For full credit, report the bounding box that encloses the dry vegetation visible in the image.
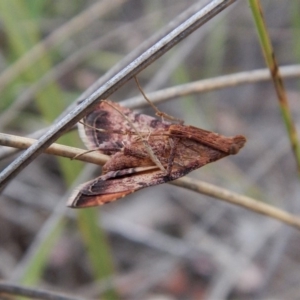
[0,1,300,299]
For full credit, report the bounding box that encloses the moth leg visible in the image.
[166,137,180,175]
[158,111,184,125]
[72,146,123,160]
[103,100,166,173]
[123,143,168,175]
[134,76,184,124]
[80,120,135,136]
[123,145,148,158]
[145,127,153,141]
[134,126,152,142]
[73,148,97,160]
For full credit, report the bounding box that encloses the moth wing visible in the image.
[79,100,170,155]
[170,125,246,154]
[68,167,169,208]
[68,141,243,208]
[68,186,134,207]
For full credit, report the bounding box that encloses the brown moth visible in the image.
[68,100,246,208]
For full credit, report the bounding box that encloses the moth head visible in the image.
[229,135,247,155]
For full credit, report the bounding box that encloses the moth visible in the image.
[68,100,246,208]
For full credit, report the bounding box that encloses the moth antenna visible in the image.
[102,100,166,173]
[134,76,184,124]
[79,120,136,136]
[79,120,106,133]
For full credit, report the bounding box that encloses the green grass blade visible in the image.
[249,0,300,173]
[0,1,116,296]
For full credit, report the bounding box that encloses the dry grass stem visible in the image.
[2,132,300,230]
[0,133,109,166]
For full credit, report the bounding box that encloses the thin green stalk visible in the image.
[249,0,300,174]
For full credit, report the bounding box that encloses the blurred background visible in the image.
[0,0,300,299]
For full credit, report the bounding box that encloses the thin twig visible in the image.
[122,64,300,108]
[2,132,300,230]
[0,133,109,165]
[171,177,300,230]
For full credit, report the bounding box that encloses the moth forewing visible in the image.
[78,100,170,154]
[169,124,246,154]
[68,166,160,208]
